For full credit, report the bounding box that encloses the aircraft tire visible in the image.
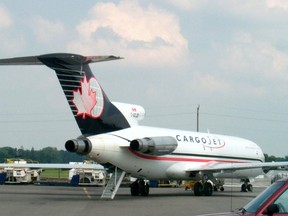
[203,182,213,196]
[194,182,203,196]
[139,180,149,196]
[130,181,140,196]
[247,184,253,192]
[241,183,247,192]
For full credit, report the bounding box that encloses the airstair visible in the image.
[101,167,126,200]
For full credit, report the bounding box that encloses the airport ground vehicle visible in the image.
[69,168,106,186]
[4,167,41,183]
[68,161,106,186]
[0,159,41,184]
[200,178,288,216]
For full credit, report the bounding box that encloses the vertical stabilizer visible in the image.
[0,53,130,136]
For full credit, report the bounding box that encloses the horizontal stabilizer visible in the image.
[0,54,122,65]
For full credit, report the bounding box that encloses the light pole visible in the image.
[197,104,200,132]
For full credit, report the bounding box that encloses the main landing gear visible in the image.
[194,180,215,196]
[193,177,224,196]
[130,179,150,196]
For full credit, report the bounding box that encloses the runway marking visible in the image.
[83,187,92,199]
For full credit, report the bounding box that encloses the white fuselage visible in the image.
[86,126,265,180]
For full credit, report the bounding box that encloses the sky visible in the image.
[0,0,288,157]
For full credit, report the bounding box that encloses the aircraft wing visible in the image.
[0,163,104,169]
[185,161,288,173]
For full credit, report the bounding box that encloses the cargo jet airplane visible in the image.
[1,53,287,199]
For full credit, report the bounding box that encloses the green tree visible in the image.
[0,146,86,163]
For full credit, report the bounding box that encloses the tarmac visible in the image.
[0,183,268,216]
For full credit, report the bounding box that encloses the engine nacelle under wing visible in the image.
[130,136,178,156]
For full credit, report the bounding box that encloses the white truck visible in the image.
[1,159,41,184]
[68,162,106,186]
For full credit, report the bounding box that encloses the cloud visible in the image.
[0,5,26,54]
[206,32,288,98]
[0,5,12,28]
[190,73,231,95]
[219,33,288,79]
[68,0,188,67]
[32,17,66,44]
[165,0,288,100]
[168,0,197,11]
[168,0,288,17]
[266,0,288,12]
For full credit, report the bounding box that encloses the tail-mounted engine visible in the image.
[65,138,92,155]
[130,136,178,156]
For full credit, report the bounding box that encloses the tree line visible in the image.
[0,146,86,163]
[264,154,288,162]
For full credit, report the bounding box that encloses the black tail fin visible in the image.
[0,53,130,135]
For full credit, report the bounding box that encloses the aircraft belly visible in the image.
[116,152,174,179]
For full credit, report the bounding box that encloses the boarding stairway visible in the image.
[101,167,126,200]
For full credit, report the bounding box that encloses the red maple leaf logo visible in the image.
[72,75,97,119]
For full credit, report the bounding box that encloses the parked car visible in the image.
[199,178,288,216]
